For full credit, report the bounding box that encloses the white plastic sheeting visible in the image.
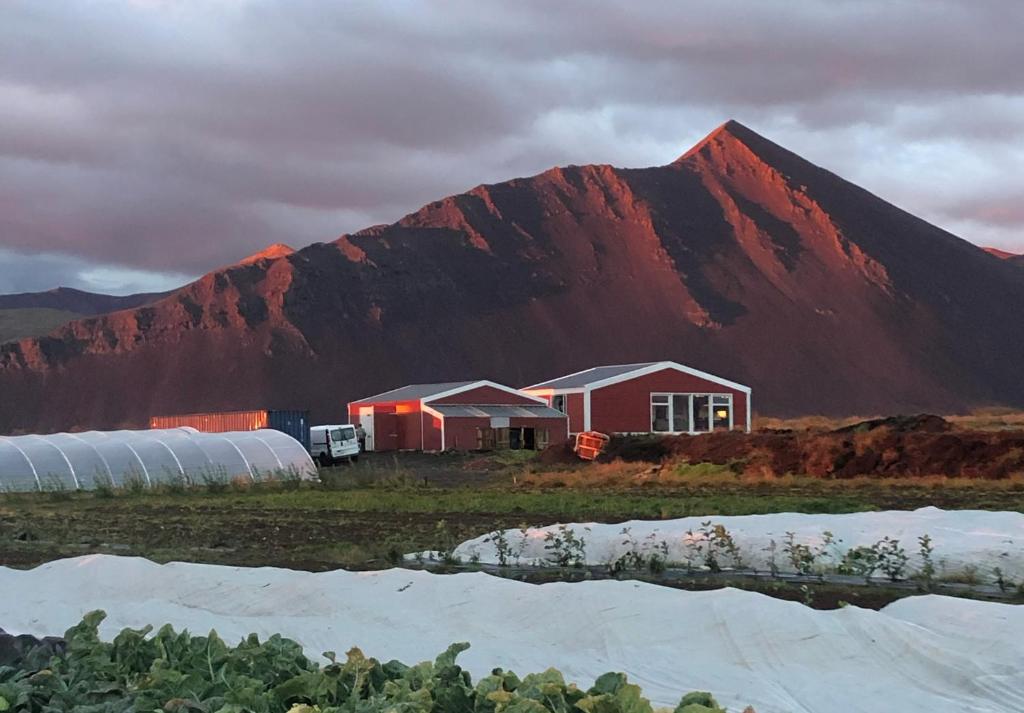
[1,555,1022,713]
[447,507,1024,580]
[0,428,315,491]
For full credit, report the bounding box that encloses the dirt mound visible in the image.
[537,440,578,465]
[835,414,951,434]
[601,415,1024,478]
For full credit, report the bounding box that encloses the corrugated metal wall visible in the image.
[149,410,311,450]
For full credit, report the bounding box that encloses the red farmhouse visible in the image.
[523,361,752,435]
[348,381,569,452]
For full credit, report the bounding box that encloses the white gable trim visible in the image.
[586,361,752,394]
[422,380,547,405]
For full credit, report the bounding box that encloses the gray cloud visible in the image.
[0,248,191,296]
[1,0,1022,294]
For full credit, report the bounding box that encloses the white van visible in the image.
[310,424,360,466]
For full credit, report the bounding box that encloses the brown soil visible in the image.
[598,415,1024,478]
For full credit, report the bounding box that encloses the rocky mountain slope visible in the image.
[2,121,1023,433]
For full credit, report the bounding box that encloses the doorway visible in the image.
[358,406,375,452]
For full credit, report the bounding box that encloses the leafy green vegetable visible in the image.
[0,612,751,712]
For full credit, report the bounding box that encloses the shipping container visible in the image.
[149,409,311,450]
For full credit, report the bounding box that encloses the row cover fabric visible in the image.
[0,427,316,491]
[2,554,1022,712]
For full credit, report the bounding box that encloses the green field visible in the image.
[2,451,1022,576]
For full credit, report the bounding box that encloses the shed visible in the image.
[523,361,752,435]
[348,381,568,452]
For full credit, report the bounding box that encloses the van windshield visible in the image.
[334,427,356,442]
[330,428,344,442]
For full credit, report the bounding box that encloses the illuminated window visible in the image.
[650,393,732,433]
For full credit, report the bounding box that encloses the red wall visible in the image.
[345,384,565,451]
[347,400,425,451]
[566,392,585,434]
[589,368,749,433]
[423,411,443,450]
[430,385,541,405]
[442,416,569,451]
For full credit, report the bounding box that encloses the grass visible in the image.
[3,466,1023,573]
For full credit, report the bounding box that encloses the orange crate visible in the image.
[574,431,610,461]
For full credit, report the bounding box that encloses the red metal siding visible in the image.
[150,410,269,432]
[373,411,400,451]
[430,385,540,405]
[566,393,585,434]
[589,369,750,433]
[441,415,569,451]
[423,412,443,450]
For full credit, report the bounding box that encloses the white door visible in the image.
[359,407,375,452]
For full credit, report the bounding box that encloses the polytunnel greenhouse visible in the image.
[0,427,316,492]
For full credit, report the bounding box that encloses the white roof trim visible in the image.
[587,361,751,393]
[422,404,444,420]
[530,361,751,394]
[422,380,547,405]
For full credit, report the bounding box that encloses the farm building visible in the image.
[523,361,752,435]
[348,381,568,452]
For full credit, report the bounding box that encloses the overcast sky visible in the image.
[2,0,1022,294]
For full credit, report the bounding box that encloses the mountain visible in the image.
[2,120,1024,433]
[0,287,170,344]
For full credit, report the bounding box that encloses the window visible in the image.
[651,393,733,434]
[692,395,710,432]
[712,395,732,430]
[672,395,690,432]
[552,394,566,413]
[651,394,670,432]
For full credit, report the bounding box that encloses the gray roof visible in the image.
[526,363,659,390]
[351,381,477,404]
[430,404,566,419]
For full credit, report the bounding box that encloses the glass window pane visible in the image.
[713,403,732,430]
[692,396,711,432]
[672,394,690,432]
[713,395,731,405]
[651,404,670,432]
[652,394,669,404]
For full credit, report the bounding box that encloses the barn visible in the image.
[523,361,752,435]
[348,381,569,452]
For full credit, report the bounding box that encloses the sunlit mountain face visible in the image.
[1,122,1023,433]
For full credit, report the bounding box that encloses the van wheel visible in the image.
[318,454,332,468]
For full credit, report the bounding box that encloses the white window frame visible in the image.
[650,392,733,434]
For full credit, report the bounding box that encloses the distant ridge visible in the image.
[0,286,169,315]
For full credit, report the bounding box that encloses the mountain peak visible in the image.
[675,119,756,162]
[239,243,295,265]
